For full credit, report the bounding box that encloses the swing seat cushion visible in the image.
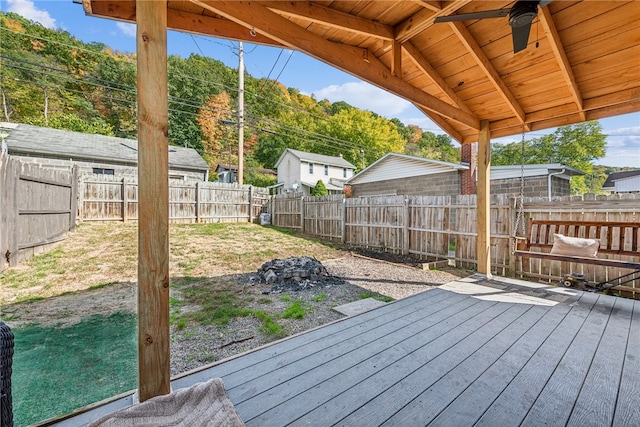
[550,234,599,258]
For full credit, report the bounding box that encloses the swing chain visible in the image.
[511,124,527,253]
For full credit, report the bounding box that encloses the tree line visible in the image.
[0,11,625,193]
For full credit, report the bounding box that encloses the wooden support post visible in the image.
[136,0,170,402]
[476,120,492,276]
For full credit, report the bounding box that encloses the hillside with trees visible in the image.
[0,11,627,193]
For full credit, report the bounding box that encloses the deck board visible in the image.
[50,276,640,427]
[613,298,640,426]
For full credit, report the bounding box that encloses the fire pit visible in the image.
[251,257,345,293]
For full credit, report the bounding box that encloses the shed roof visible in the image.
[275,148,356,169]
[2,123,209,172]
[84,1,640,144]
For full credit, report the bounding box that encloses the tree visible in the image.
[311,180,328,196]
[197,92,235,167]
[491,122,607,194]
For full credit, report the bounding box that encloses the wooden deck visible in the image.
[50,276,639,426]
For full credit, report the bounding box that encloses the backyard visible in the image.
[0,222,463,426]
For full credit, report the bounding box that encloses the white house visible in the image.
[274,148,356,195]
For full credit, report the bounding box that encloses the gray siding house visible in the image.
[346,152,583,199]
[1,122,209,181]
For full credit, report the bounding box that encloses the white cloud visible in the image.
[6,0,56,28]
[117,22,137,37]
[311,81,412,117]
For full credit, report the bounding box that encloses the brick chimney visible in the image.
[460,143,477,195]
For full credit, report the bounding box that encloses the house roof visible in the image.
[2,123,209,172]
[346,152,468,185]
[275,148,356,169]
[84,1,640,144]
[601,170,640,190]
[490,164,585,180]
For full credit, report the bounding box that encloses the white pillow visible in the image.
[550,233,599,258]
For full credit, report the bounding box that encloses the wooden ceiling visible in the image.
[83,0,640,144]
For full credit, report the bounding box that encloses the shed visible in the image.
[346,153,583,199]
[1,122,210,181]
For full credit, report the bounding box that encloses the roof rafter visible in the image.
[449,21,528,129]
[83,0,284,47]
[538,6,585,121]
[261,1,394,40]
[395,0,471,43]
[404,41,474,117]
[410,1,444,13]
[192,0,479,130]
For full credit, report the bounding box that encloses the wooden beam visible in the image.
[410,1,443,13]
[261,1,394,40]
[476,119,491,276]
[83,0,284,47]
[539,6,585,121]
[136,0,170,402]
[404,41,474,116]
[449,21,528,128]
[391,40,402,78]
[395,0,471,43]
[195,0,479,129]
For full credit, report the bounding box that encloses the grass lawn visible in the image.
[12,313,137,426]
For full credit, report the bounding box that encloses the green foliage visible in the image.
[282,300,309,319]
[359,291,394,302]
[311,179,329,196]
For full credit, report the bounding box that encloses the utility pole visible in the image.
[237,41,244,185]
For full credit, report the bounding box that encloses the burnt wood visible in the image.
[514,218,640,270]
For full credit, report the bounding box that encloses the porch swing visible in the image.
[511,126,640,292]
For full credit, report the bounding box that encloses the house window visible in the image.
[309,163,314,174]
[93,167,114,175]
[343,168,347,178]
[324,165,329,176]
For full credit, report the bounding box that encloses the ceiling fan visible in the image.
[433,1,553,53]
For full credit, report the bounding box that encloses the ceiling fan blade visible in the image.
[434,8,510,23]
[512,20,533,53]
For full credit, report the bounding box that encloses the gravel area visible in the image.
[169,253,463,375]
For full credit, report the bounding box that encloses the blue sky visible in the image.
[2,0,639,167]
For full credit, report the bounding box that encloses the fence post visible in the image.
[69,165,78,231]
[9,159,19,267]
[248,186,254,223]
[403,197,410,255]
[122,178,128,223]
[195,181,200,223]
[341,197,346,244]
[300,195,305,233]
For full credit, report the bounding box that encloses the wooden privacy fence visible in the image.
[267,192,640,295]
[80,175,270,224]
[0,154,77,270]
